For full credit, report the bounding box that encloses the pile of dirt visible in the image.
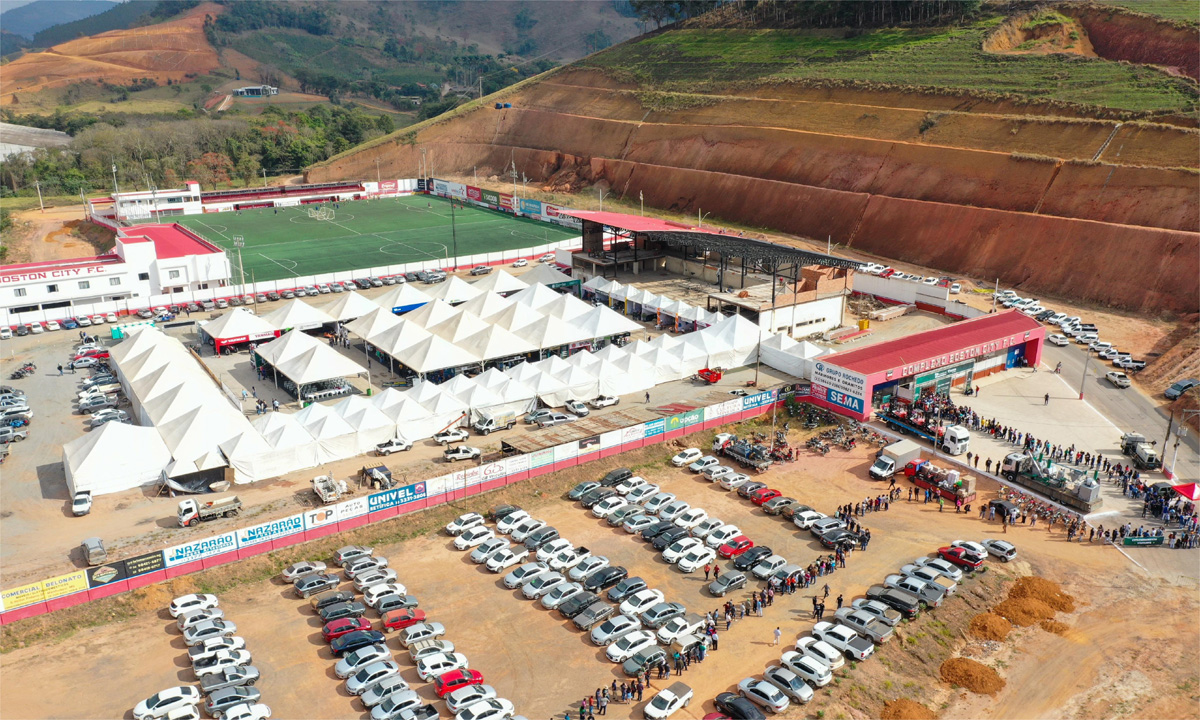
[880,698,937,720]
[1040,619,1070,635]
[1009,576,1076,613]
[968,612,1013,641]
[940,657,1007,695]
[993,596,1056,626]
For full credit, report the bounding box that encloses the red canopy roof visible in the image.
[1173,483,1200,501]
[561,210,697,234]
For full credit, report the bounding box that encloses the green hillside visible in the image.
[587,17,1198,114]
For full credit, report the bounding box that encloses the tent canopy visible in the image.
[509,283,565,313]
[346,306,401,340]
[403,298,463,329]
[257,330,367,385]
[392,334,481,374]
[520,264,575,287]
[200,308,278,344]
[260,298,334,332]
[423,276,483,305]
[471,269,529,295]
[63,422,172,496]
[457,290,515,320]
[375,284,431,314]
[1173,483,1200,501]
[320,291,380,322]
[457,325,538,360]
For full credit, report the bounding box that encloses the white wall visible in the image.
[760,295,843,337]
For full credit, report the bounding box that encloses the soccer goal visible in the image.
[306,207,335,221]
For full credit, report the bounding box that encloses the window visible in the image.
[13,288,26,297]
[138,273,149,281]
[78,280,90,290]
[168,270,181,280]
[46,284,59,293]
[109,277,121,286]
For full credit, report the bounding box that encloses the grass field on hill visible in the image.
[1093,0,1200,23]
[173,196,578,283]
[589,18,1197,113]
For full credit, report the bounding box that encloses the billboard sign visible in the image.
[379,180,399,195]
[812,362,867,399]
[498,193,515,211]
[87,562,128,588]
[644,418,665,437]
[531,447,554,468]
[42,571,88,600]
[368,481,428,512]
[164,531,238,567]
[666,408,704,431]
[742,390,778,411]
[1,580,45,610]
[337,496,369,521]
[507,453,530,475]
[519,198,542,217]
[123,551,166,578]
[432,179,448,196]
[465,186,482,202]
[481,189,500,207]
[811,383,865,414]
[622,423,645,444]
[303,506,338,531]
[446,182,467,200]
[236,513,305,548]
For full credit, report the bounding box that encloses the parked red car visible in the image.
[382,608,426,633]
[717,535,754,559]
[750,488,781,506]
[322,617,371,642]
[938,546,985,570]
[434,668,485,698]
[74,350,110,361]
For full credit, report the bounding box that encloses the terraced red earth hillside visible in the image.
[309,11,1199,315]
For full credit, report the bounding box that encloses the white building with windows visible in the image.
[88,181,204,222]
[1,223,230,325]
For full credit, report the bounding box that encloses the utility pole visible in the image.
[261,168,267,187]
[478,76,483,100]
[35,181,44,213]
[151,184,158,222]
[450,201,458,270]
[233,236,247,303]
[639,190,643,216]
[374,157,381,185]
[597,187,608,212]
[992,278,999,313]
[111,161,120,221]
[1078,348,1091,400]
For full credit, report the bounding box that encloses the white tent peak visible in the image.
[471,269,528,295]
[260,298,334,331]
[320,291,380,322]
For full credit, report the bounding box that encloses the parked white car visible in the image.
[670,448,701,466]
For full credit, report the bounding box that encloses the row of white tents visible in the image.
[583,276,725,327]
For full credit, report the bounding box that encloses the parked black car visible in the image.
[319,601,367,623]
[558,592,601,619]
[523,526,560,550]
[732,546,773,571]
[582,566,628,592]
[572,601,616,630]
[580,487,618,508]
[490,504,522,521]
[651,527,690,551]
[715,692,766,720]
[598,468,633,487]
[865,585,921,619]
[640,521,676,542]
[607,576,647,603]
[330,629,386,656]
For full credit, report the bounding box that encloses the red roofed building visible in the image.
[808,311,1045,420]
[1,223,230,326]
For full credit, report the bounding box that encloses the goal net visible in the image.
[307,207,335,221]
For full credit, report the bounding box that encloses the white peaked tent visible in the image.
[251,411,320,475]
[655,297,684,317]
[591,343,628,362]
[759,332,805,377]
[628,339,655,357]
[642,346,687,384]
[457,325,537,361]
[375,284,431,314]
[408,379,447,405]
[552,365,599,401]
[682,328,732,363]
[609,283,633,303]
[487,303,542,333]
[257,330,366,386]
[575,305,643,340]
[475,367,513,391]
[582,276,610,294]
[200,307,278,344]
[346,306,401,340]
[679,305,708,323]
[567,349,605,373]
[471,269,528,295]
[638,293,665,312]
[332,395,396,452]
[673,337,711,375]
[371,388,439,440]
[260,298,334,332]
[320,291,380,322]
[702,314,763,367]
[649,332,683,351]
[457,290,515,320]
[497,377,537,404]
[219,430,275,479]
[143,383,209,427]
[440,374,480,399]
[428,310,491,344]
[542,293,592,322]
[254,326,314,365]
[293,401,359,462]
[624,287,652,308]
[423,275,484,305]
[517,315,591,350]
[506,361,545,385]
[534,354,573,377]
[63,422,172,496]
[525,369,571,407]
[393,334,481,375]
[416,388,469,430]
[369,319,432,358]
[403,298,462,329]
[450,380,504,410]
[603,352,657,395]
[509,283,564,313]
[520,264,574,287]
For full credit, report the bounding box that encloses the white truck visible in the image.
[312,475,349,504]
[178,496,242,527]
[473,410,518,435]
[869,440,922,480]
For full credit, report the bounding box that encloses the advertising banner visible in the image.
[303,506,338,531]
[2,580,45,610]
[644,418,665,437]
[554,442,578,462]
[531,448,554,468]
[720,399,743,416]
[812,361,867,401]
[519,198,542,217]
[578,435,600,455]
[417,179,428,193]
[123,551,166,578]
[368,481,429,512]
[482,460,507,485]
[465,186,482,202]
[337,496,369,521]
[507,453,530,475]
[87,562,128,589]
[380,180,399,195]
[164,531,238,568]
[600,430,623,449]
[236,513,305,549]
[742,390,778,412]
[621,423,646,444]
[42,571,88,600]
[666,408,704,432]
[499,193,515,212]
[481,189,500,208]
[465,464,483,487]
[447,182,467,200]
[433,180,448,196]
[811,383,865,414]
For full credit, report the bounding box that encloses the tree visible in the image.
[186,152,234,189]
[236,154,261,188]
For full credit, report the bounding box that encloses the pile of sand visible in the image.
[1040,619,1069,635]
[969,612,1013,641]
[941,657,1007,695]
[993,597,1056,626]
[1008,576,1076,613]
[880,698,937,719]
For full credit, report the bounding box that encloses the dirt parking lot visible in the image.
[4,433,1195,720]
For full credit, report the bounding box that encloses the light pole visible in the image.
[151,184,159,223]
[1078,348,1091,400]
[233,236,247,309]
[698,210,710,228]
[597,187,609,212]
[639,190,644,216]
[450,201,458,270]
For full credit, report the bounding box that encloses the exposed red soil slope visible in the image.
[1070,4,1200,81]
[1,3,222,104]
[309,67,1199,314]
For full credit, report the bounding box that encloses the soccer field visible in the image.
[174,195,580,283]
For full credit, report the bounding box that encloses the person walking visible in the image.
[645,392,650,404]
[1044,393,1050,405]
[57,364,63,376]
[772,627,781,646]
[836,593,843,609]
[822,583,830,598]
[704,563,711,581]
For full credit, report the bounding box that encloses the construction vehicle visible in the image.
[869,440,922,480]
[359,465,395,491]
[721,437,773,472]
[696,368,723,384]
[312,475,349,504]
[999,453,1103,512]
[177,496,242,527]
[880,411,970,456]
[1119,432,1162,471]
